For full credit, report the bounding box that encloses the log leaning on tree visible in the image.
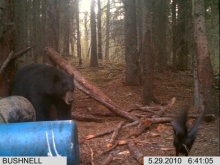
[44,47,139,122]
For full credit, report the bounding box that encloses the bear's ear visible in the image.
[53,75,61,83]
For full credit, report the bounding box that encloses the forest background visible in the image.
[0,0,219,112]
[0,0,219,164]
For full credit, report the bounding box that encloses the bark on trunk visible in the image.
[142,0,159,104]
[124,0,139,85]
[192,0,218,114]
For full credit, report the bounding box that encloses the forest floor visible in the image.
[70,61,219,165]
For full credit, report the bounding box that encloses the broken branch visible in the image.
[0,51,13,75]
[86,121,139,140]
[72,113,104,122]
[12,45,36,60]
[141,117,173,125]
[129,125,151,138]
[107,121,125,148]
[127,141,144,164]
[0,46,35,75]
[89,146,95,165]
[153,97,176,117]
[102,140,127,155]
[131,97,176,116]
[101,154,114,165]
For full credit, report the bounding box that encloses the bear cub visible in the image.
[12,64,74,121]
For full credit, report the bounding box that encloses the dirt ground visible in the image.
[71,62,219,165]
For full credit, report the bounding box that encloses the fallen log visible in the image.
[130,97,176,116]
[107,121,125,148]
[129,125,151,138]
[102,140,127,155]
[86,121,139,140]
[86,129,114,140]
[127,141,144,164]
[141,117,173,125]
[44,47,139,122]
[153,97,176,117]
[101,154,114,165]
[71,113,104,122]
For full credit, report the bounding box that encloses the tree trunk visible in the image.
[136,0,145,84]
[90,0,98,67]
[172,0,177,68]
[141,0,159,104]
[25,0,32,62]
[192,0,218,113]
[124,0,139,85]
[176,0,188,69]
[62,0,70,56]
[97,0,102,60]
[193,52,200,106]
[44,0,59,64]
[39,0,46,58]
[45,47,139,122]
[0,0,14,97]
[84,12,89,58]
[13,0,25,54]
[69,0,75,57]
[32,0,40,62]
[76,0,82,66]
[104,0,110,61]
[152,0,167,71]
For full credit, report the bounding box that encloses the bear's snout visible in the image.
[64,91,74,105]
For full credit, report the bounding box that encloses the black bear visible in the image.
[11,64,74,121]
[172,107,204,156]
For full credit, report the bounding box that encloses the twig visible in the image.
[163,113,215,119]
[12,45,36,60]
[153,97,176,117]
[72,113,104,122]
[129,104,157,113]
[101,153,114,165]
[141,117,173,124]
[86,121,139,140]
[130,97,176,116]
[89,146,95,165]
[107,121,125,148]
[102,141,120,155]
[0,46,35,75]
[129,125,151,138]
[0,51,13,75]
[102,140,127,155]
[86,129,114,140]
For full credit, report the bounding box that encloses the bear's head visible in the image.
[53,73,74,105]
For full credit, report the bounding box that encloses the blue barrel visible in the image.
[0,120,80,165]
